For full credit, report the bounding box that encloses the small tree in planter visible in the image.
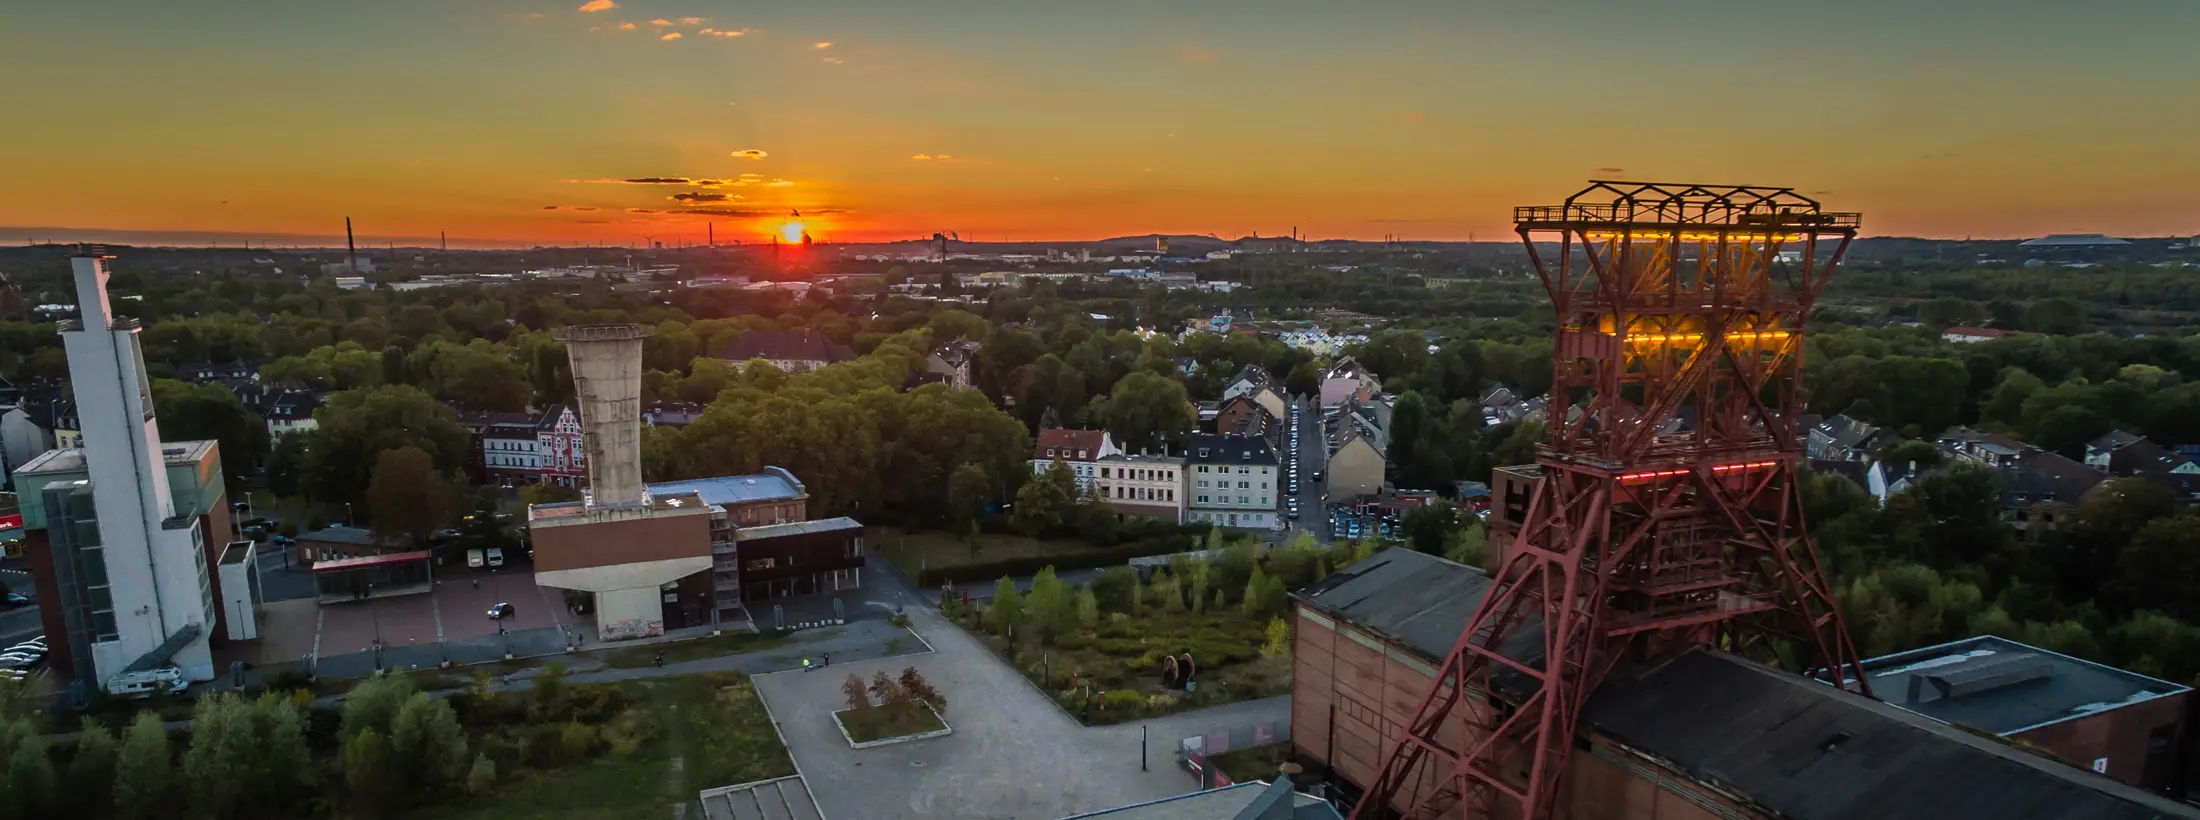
[841,673,872,712]
[869,670,908,707]
[899,667,946,713]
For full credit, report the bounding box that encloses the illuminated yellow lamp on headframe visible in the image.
[1583,231,1811,243]
[1619,330,1793,344]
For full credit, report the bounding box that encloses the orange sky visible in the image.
[3,1,2198,247]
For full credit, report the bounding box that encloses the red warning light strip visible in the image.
[1618,460,1777,484]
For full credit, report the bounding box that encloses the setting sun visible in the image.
[778,221,805,243]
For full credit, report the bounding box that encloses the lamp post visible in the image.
[367,582,383,670]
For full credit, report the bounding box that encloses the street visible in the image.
[1285,395,1332,543]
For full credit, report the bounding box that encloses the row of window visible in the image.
[1195,479,1268,490]
[1098,466,1175,481]
[1194,495,1269,506]
[1107,485,1175,502]
[1194,465,1261,474]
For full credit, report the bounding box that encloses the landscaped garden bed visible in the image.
[942,537,1375,724]
[832,667,952,747]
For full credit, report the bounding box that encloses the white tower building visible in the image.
[56,253,215,682]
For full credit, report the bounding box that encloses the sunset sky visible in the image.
[4,1,2198,247]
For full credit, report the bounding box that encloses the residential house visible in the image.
[263,389,321,438]
[0,394,77,484]
[464,412,542,486]
[1319,357,1382,410]
[1093,454,1186,523]
[2083,430,2146,470]
[924,337,982,389]
[1221,364,1272,402]
[1807,414,1888,462]
[642,400,706,428]
[715,329,854,373]
[1214,393,1281,442]
[1324,400,1389,504]
[1031,428,1121,491]
[1942,326,2026,344]
[2101,438,2199,478]
[1478,386,1525,425]
[1185,433,1279,530]
[535,405,586,487]
[176,361,259,383]
[1939,429,2106,540]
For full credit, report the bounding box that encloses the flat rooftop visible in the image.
[734,517,862,540]
[649,470,805,507]
[528,490,712,527]
[16,439,218,475]
[1057,780,1339,820]
[1858,635,2191,735]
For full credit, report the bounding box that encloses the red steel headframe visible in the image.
[1350,182,1871,820]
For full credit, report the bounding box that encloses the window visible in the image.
[1100,467,1111,478]
[1198,495,1210,504]
[1238,496,1250,505]
[1238,481,1249,489]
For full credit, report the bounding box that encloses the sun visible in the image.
[779,221,805,243]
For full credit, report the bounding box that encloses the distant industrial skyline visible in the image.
[4,1,2198,245]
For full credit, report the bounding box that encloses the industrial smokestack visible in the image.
[346,217,357,274]
[556,324,655,507]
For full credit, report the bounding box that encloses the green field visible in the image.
[874,526,1196,587]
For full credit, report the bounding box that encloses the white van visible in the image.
[106,666,189,698]
[485,547,506,568]
[467,549,485,569]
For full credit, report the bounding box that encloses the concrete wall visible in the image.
[533,509,711,574]
[594,586,663,640]
[1325,437,1385,504]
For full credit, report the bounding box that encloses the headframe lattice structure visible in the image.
[1351,182,1871,820]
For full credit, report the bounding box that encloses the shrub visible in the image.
[990,577,1025,637]
[1100,690,1144,713]
[114,711,172,820]
[868,670,908,707]
[1075,587,1100,630]
[7,731,54,815]
[559,721,598,761]
[841,673,872,711]
[522,723,568,768]
[899,667,946,713]
[466,754,498,794]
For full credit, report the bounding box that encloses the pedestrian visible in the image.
[653,650,665,668]
[472,578,479,590]
[801,656,813,672]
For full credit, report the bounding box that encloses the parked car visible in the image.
[2,592,31,609]
[486,602,516,620]
[485,547,507,568]
[467,549,486,569]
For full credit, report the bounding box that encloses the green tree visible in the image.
[152,379,271,487]
[1096,371,1192,454]
[1242,566,1272,617]
[367,445,453,549]
[5,729,54,815]
[343,728,397,816]
[1915,297,1986,330]
[114,711,172,820]
[303,385,471,506]
[1013,460,1078,536]
[1284,361,1321,398]
[466,755,498,795]
[390,692,470,795]
[1262,616,1292,658]
[1401,504,1460,555]
[2119,514,2200,622]
[1025,567,1077,641]
[947,461,994,528]
[342,673,418,743]
[990,577,1025,637]
[182,694,252,818]
[1074,586,1099,630]
[64,719,118,816]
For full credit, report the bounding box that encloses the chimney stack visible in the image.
[556,324,654,507]
[345,217,357,274]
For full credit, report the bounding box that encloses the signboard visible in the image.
[0,514,21,530]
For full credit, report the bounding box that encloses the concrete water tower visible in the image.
[557,324,654,507]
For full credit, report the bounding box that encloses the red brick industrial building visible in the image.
[1289,549,2198,820]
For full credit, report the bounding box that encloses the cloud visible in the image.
[691,179,730,187]
[730,149,769,160]
[813,41,833,49]
[543,205,561,210]
[626,208,660,214]
[765,179,794,187]
[739,173,763,179]
[617,21,635,30]
[1180,44,1216,63]
[1593,167,1625,174]
[911,154,932,160]
[822,56,844,64]
[576,0,617,11]
[615,177,694,184]
[573,206,599,211]
[650,18,674,26]
[677,16,703,25]
[936,154,953,160]
[661,32,682,40]
[664,206,847,217]
[670,192,731,202]
[698,27,750,37]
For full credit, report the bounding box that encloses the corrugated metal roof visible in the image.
[1858,635,2192,735]
[1295,549,2200,820]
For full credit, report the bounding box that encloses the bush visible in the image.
[914,536,1193,586]
[466,754,498,794]
[559,721,598,760]
[1100,690,1144,713]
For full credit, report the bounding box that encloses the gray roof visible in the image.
[698,776,823,820]
[1295,549,2200,820]
[1188,433,1278,466]
[735,517,862,540]
[1857,635,2191,735]
[649,468,806,507]
[295,525,387,546]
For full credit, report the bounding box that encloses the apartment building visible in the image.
[1186,433,1279,530]
[1094,453,1186,523]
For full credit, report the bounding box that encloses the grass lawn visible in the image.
[874,526,1091,581]
[411,671,792,820]
[834,702,947,743]
[599,629,796,669]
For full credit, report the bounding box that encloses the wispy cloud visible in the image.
[765,179,794,187]
[1593,166,1625,174]
[911,154,933,161]
[576,0,617,11]
[661,32,683,40]
[730,149,769,160]
[911,153,958,161]
[670,192,731,202]
[542,205,561,210]
[822,57,845,64]
[627,208,660,214]
[676,16,703,25]
[568,177,709,185]
[697,28,750,37]
[813,41,833,49]
[663,206,847,217]
[617,21,635,30]
[650,18,674,26]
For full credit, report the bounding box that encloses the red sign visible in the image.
[0,514,21,530]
